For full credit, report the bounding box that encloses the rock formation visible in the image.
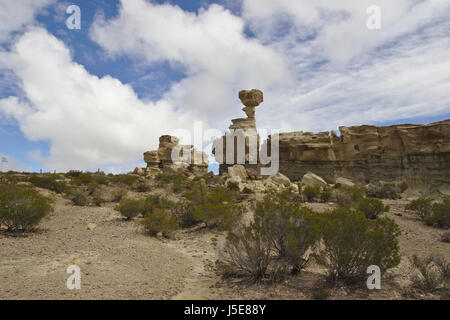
[267,120,450,189]
[213,89,262,168]
[143,135,208,176]
[215,89,450,191]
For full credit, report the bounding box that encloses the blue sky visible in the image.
[0,0,449,173]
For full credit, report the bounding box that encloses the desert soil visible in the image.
[0,191,448,300]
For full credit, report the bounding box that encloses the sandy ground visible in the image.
[0,190,448,300]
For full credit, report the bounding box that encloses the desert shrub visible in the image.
[0,184,53,232]
[111,174,138,186]
[367,182,400,199]
[219,220,272,282]
[303,186,320,202]
[71,189,89,206]
[93,173,109,185]
[254,191,318,273]
[192,185,243,230]
[315,208,401,283]
[66,170,82,178]
[93,196,105,207]
[172,200,198,228]
[335,185,365,205]
[111,188,127,202]
[242,187,253,194]
[143,194,175,213]
[355,197,390,219]
[140,208,178,237]
[155,173,189,192]
[425,199,450,229]
[226,180,240,191]
[86,182,99,195]
[311,283,332,300]
[441,231,450,243]
[29,175,65,193]
[134,183,150,193]
[115,199,144,220]
[411,254,450,292]
[319,187,333,203]
[405,198,433,219]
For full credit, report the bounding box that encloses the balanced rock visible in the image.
[228,164,248,181]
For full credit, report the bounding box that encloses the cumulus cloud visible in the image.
[0,0,54,44]
[0,0,449,172]
[0,28,198,171]
[90,0,290,125]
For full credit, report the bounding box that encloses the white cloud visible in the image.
[0,0,449,172]
[0,0,54,44]
[0,28,199,171]
[90,0,290,125]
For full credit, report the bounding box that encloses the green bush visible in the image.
[190,185,243,230]
[29,175,65,193]
[242,187,253,194]
[315,208,401,283]
[111,188,127,202]
[0,184,53,232]
[134,183,150,193]
[155,173,189,193]
[111,174,139,186]
[226,180,240,191]
[320,187,333,203]
[426,199,450,229]
[219,221,272,282]
[140,208,179,237]
[93,196,105,207]
[335,185,365,205]
[172,200,198,228]
[71,189,89,206]
[411,254,450,292]
[355,197,389,219]
[405,198,433,219]
[254,191,318,273]
[115,199,144,220]
[143,194,175,213]
[303,186,320,202]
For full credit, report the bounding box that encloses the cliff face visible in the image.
[269,120,450,188]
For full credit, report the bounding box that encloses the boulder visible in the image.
[266,172,291,187]
[133,167,145,176]
[228,165,248,182]
[301,172,327,188]
[336,177,355,187]
[143,151,159,165]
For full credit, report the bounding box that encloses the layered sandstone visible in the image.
[144,135,209,176]
[268,120,450,189]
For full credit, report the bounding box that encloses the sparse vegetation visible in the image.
[140,208,179,238]
[219,221,272,282]
[115,199,144,220]
[303,186,320,202]
[71,189,89,206]
[314,207,401,284]
[335,185,365,205]
[111,188,127,202]
[405,198,433,219]
[0,184,53,232]
[29,175,65,193]
[411,254,450,293]
[355,197,389,219]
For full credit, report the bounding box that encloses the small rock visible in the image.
[87,223,97,231]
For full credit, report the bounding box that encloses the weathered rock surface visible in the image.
[301,172,327,188]
[228,165,248,181]
[336,177,355,187]
[144,135,209,176]
[268,120,450,189]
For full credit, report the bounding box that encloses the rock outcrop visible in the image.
[267,120,450,189]
[143,135,209,176]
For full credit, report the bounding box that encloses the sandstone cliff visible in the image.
[268,120,450,189]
